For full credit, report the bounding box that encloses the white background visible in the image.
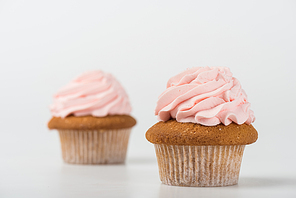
[0,0,296,197]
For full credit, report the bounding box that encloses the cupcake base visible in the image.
[58,128,131,164]
[154,144,245,187]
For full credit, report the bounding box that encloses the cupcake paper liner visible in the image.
[154,144,245,187]
[58,128,131,164]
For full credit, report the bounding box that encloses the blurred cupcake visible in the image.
[48,70,136,164]
[146,67,258,187]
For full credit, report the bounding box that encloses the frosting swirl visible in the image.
[155,67,255,126]
[50,70,132,118]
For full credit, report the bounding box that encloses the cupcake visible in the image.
[48,70,136,164]
[146,67,258,187]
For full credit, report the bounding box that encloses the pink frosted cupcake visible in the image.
[48,70,136,164]
[146,67,258,187]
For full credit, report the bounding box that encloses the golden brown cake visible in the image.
[146,120,257,145]
[48,115,136,130]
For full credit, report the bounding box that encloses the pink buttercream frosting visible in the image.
[50,70,132,118]
[155,67,255,126]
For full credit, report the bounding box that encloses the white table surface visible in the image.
[1,154,296,198]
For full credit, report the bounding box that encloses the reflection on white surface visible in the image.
[158,177,296,198]
[1,156,296,198]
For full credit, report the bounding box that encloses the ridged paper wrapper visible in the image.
[57,128,131,164]
[154,144,245,187]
